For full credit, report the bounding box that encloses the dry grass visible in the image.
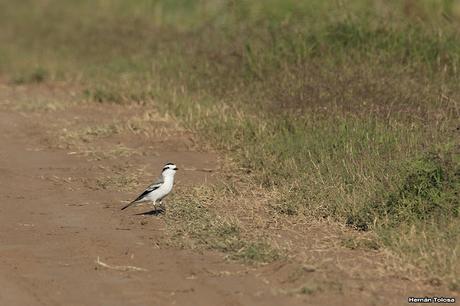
[165,184,283,264]
[52,108,186,159]
[0,0,459,288]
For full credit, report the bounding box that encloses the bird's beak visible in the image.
[174,167,179,170]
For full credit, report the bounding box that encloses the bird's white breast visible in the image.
[145,176,174,201]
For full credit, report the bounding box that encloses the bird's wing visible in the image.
[132,176,164,203]
[121,176,164,210]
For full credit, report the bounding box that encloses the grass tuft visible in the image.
[348,152,459,230]
[12,67,48,84]
[165,186,281,264]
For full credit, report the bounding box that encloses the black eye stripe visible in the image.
[162,164,177,172]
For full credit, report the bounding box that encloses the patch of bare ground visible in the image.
[0,82,456,305]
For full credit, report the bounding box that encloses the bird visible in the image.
[121,162,178,211]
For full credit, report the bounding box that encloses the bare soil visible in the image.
[0,83,456,305]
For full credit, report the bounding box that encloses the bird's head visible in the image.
[162,162,178,177]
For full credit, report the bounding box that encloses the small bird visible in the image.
[121,162,178,211]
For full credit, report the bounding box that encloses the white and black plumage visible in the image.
[121,162,178,211]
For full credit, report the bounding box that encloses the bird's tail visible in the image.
[121,201,136,210]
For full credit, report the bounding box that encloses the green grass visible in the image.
[0,0,459,284]
[11,66,48,84]
[348,152,459,229]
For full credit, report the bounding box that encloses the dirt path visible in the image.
[0,84,455,306]
[0,85,312,306]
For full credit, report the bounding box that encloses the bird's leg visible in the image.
[152,200,157,212]
[159,200,165,213]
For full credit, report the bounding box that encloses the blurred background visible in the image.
[0,0,459,290]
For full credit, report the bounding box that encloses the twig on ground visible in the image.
[95,256,148,272]
[183,167,215,172]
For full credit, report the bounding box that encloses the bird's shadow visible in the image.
[134,208,165,216]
